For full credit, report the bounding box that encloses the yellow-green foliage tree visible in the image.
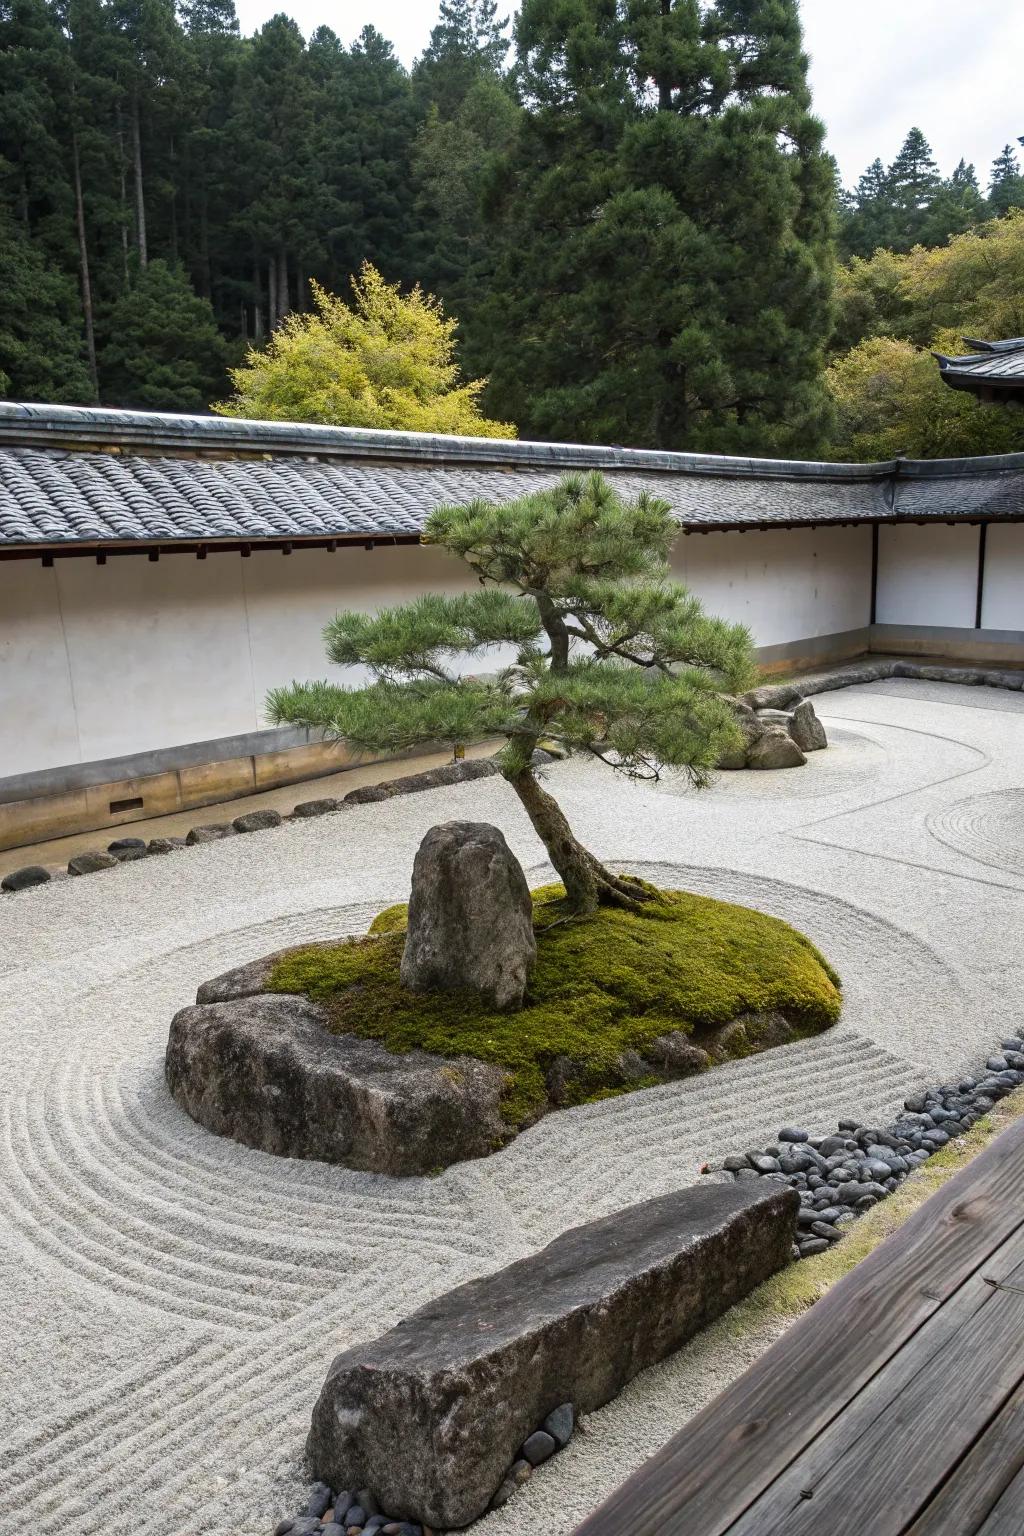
[215,262,516,438]
[829,212,1024,459]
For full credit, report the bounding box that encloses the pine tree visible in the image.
[98,257,227,408]
[989,144,1024,217]
[266,473,753,914]
[887,127,941,248]
[0,210,93,400]
[414,0,509,119]
[918,159,988,248]
[472,0,835,455]
[839,159,896,258]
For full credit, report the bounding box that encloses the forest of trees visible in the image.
[1,0,1023,460]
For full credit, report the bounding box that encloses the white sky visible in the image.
[231,0,1023,188]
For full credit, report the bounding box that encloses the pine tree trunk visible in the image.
[117,108,130,290]
[131,93,147,267]
[507,769,651,915]
[267,252,277,328]
[296,259,306,310]
[253,260,264,342]
[70,122,99,400]
[277,245,288,319]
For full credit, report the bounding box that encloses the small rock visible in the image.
[778,1127,809,1143]
[521,1430,557,1466]
[322,1526,345,1536]
[107,836,147,861]
[292,797,339,817]
[810,1222,843,1242]
[747,727,807,771]
[723,1154,749,1173]
[147,836,186,854]
[543,1403,575,1447]
[232,808,283,834]
[306,1485,333,1520]
[185,822,235,845]
[346,1507,367,1527]
[68,850,119,875]
[273,1522,295,1536]
[799,1238,830,1256]
[1,865,51,892]
[510,1460,533,1486]
[748,1154,781,1174]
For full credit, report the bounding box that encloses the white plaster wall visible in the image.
[52,556,256,763]
[876,524,980,629]
[241,542,511,704]
[669,525,873,646]
[980,524,1024,632]
[0,562,80,776]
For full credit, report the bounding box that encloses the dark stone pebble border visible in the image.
[718,1041,1024,1260]
[274,1405,575,1536]
[0,758,502,895]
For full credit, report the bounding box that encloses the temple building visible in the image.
[936,337,1024,404]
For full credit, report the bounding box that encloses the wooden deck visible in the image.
[573,1114,1024,1536]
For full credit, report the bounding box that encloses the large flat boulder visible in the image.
[165,991,509,1176]
[401,821,536,1010]
[306,1180,798,1527]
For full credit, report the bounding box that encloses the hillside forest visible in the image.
[2,0,1024,460]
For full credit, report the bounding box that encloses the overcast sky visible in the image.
[231,0,1022,189]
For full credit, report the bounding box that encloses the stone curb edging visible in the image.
[274,1406,577,1536]
[743,657,1024,712]
[716,1036,1024,1258]
[0,759,502,896]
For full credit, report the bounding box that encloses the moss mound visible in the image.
[267,885,841,1128]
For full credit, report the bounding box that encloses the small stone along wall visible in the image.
[0,759,501,895]
[717,1036,1024,1258]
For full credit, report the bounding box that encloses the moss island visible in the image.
[267,885,841,1129]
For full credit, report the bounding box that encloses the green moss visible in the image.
[267,885,841,1128]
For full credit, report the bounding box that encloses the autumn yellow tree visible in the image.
[215,263,516,438]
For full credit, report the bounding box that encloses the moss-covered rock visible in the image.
[268,885,841,1129]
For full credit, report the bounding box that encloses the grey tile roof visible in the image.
[0,403,1021,550]
[936,338,1024,391]
[0,445,893,547]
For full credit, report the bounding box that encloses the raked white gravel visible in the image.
[2,680,1024,1536]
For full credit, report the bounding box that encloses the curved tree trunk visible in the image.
[508,769,651,915]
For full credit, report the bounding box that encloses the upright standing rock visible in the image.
[401,822,536,1011]
[789,699,828,752]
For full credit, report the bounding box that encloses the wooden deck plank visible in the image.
[974,1458,1024,1535]
[572,1115,1024,1536]
[728,1237,1024,1534]
[904,1381,1024,1535]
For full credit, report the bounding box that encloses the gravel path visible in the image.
[1,680,1023,1536]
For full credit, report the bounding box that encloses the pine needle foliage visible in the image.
[267,471,754,913]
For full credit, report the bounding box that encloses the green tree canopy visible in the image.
[267,472,752,914]
[0,211,92,400]
[216,261,516,436]
[98,256,227,408]
[469,0,836,456]
[827,330,1024,461]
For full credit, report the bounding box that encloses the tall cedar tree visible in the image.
[989,144,1024,218]
[267,473,752,914]
[471,0,836,455]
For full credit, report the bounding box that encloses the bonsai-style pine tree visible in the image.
[268,474,753,914]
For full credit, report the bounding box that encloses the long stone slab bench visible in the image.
[306,1179,798,1528]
